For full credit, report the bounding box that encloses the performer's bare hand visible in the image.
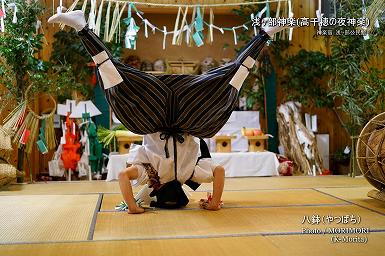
[127,205,145,214]
[199,199,221,211]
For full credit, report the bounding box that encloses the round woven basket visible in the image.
[356,112,385,191]
[0,157,17,188]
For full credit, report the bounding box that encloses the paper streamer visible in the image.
[162,26,167,49]
[207,8,214,44]
[103,1,111,42]
[107,2,119,42]
[288,0,293,41]
[0,0,5,32]
[57,0,63,14]
[143,19,155,38]
[88,0,97,30]
[95,0,104,36]
[81,0,88,14]
[362,0,370,40]
[184,24,191,44]
[212,24,224,34]
[123,4,140,49]
[258,6,267,18]
[232,27,237,45]
[251,13,257,36]
[188,7,197,46]
[107,2,122,42]
[143,19,149,38]
[171,7,182,45]
[177,6,189,45]
[316,0,322,34]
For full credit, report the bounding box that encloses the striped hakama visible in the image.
[78,27,270,139]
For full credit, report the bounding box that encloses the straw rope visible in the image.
[24,84,56,120]
[366,0,385,31]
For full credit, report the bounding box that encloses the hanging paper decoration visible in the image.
[123,4,140,49]
[162,26,168,50]
[0,0,5,33]
[107,2,127,42]
[87,117,103,174]
[81,0,88,14]
[1,0,5,18]
[232,27,238,45]
[171,7,182,45]
[143,18,156,38]
[103,0,111,42]
[36,119,48,154]
[288,0,294,41]
[57,0,63,14]
[250,13,257,36]
[361,0,370,40]
[176,7,189,45]
[266,2,271,17]
[3,86,57,154]
[193,7,204,47]
[45,114,57,150]
[206,8,214,44]
[187,7,197,46]
[88,0,97,30]
[108,2,120,42]
[2,102,27,134]
[95,0,104,36]
[316,0,323,35]
[61,0,293,48]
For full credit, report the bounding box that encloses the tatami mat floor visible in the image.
[0,176,384,255]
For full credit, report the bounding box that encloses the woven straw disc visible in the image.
[0,163,17,187]
[357,112,385,191]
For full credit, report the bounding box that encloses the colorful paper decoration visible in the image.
[193,7,204,47]
[36,119,48,154]
[69,100,102,119]
[123,4,140,49]
[55,0,293,48]
[61,113,80,170]
[3,92,56,154]
[79,111,103,174]
[88,0,96,30]
[94,0,104,36]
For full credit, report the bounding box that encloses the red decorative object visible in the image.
[87,62,97,86]
[20,129,30,145]
[61,113,81,170]
[321,169,331,175]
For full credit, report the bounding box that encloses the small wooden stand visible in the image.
[213,135,236,153]
[367,189,385,202]
[116,132,143,154]
[244,135,268,152]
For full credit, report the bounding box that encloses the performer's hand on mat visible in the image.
[199,199,221,211]
[127,205,145,214]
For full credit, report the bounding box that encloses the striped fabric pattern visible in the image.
[78,28,269,138]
